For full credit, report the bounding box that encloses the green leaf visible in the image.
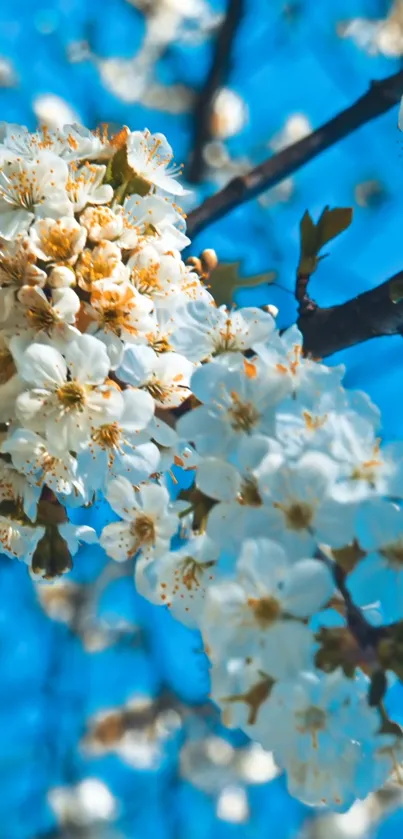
[298,206,353,276]
[317,207,353,247]
[390,277,403,304]
[208,261,276,307]
[300,210,319,258]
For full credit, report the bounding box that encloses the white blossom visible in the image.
[100,476,180,561]
[0,152,72,239]
[126,129,187,196]
[12,335,123,452]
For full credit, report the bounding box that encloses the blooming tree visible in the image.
[2,119,403,812]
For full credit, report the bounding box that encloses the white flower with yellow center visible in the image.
[0,515,44,563]
[256,450,356,558]
[177,356,288,457]
[117,344,194,409]
[195,436,274,552]
[330,414,403,501]
[100,476,180,561]
[126,129,187,196]
[201,538,333,674]
[11,334,123,452]
[66,162,113,212]
[77,387,159,490]
[0,236,46,321]
[171,301,275,362]
[124,194,190,251]
[255,325,345,404]
[135,534,220,627]
[127,244,209,310]
[0,152,72,239]
[1,428,84,509]
[80,205,137,248]
[0,122,111,162]
[79,205,123,243]
[18,285,80,343]
[84,280,154,366]
[75,240,128,292]
[275,388,380,459]
[259,670,382,810]
[29,216,86,264]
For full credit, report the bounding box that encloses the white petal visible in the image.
[100,521,135,562]
[64,334,110,383]
[196,458,241,501]
[281,559,335,617]
[138,482,170,515]
[15,343,67,387]
[121,388,155,431]
[106,475,138,519]
[116,344,157,387]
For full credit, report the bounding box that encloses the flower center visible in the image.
[26,304,57,331]
[147,379,168,403]
[302,411,328,431]
[351,441,383,485]
[228,392,259,433]
[147,334,172,354]
[178,556,215,591]
[40,225,78,261]
[92,422,121,450]
[77,250,118,289]
[130,514,155,548]
[56,381,86,409]
[239,478,262,506]
[131,264,162,295]
[274,500,314,531]
[296,705,326,749]
[248,595,281,628]
[42,453,61,477]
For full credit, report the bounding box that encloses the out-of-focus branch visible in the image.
[187,0,245,184]
[186,69,403,236]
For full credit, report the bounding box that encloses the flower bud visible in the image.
[200,249,218,275]
[48,265,76,288]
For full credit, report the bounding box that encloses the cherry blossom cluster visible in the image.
[1,121,403,812]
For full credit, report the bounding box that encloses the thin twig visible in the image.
[187,69,403,236]
[187,0,245,184]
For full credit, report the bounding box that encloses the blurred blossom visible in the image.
[211,88,248,139]
[270,113,312,152]
[354,180,387,209]
[0,57,18,88]
[180,726,280,795]
[216,786,249,823]
[33,95,81,128]
[49,779,117,827]
[338,1,403,57]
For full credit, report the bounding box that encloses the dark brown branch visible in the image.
[187,69,403,236]
[187,0,245,184]
[297,270,403,358]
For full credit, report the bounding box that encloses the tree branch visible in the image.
[187,0,245,184]
[186,69,403,237]
[296,270,403,358]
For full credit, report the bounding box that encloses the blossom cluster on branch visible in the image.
[1,121,403,811]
